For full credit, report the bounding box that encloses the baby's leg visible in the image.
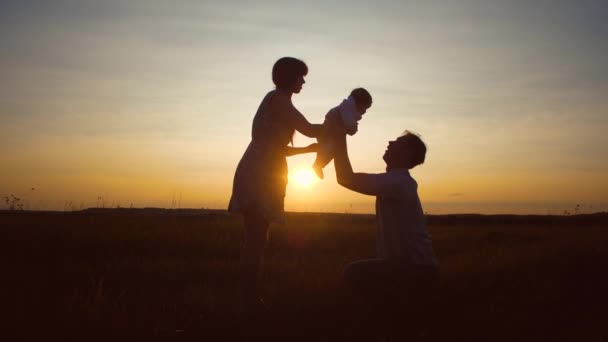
[313,144,334,179]
[313,155,327,179]
[313,120,340,179]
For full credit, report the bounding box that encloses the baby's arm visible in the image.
[328,106,359,136]
[345,122,359,136]
[325,109,349,135]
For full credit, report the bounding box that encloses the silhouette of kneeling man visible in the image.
[334,130,439,339]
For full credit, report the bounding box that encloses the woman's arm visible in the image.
[273,94,322,138]
[333,134,383,196]
[284,143,318,157]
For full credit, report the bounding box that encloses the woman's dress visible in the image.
[228,90,295,222]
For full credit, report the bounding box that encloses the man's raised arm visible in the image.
[333,134,382,196]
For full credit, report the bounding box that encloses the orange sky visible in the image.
[1,1,607,214]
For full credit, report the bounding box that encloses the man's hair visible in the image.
[396,131,426,168]
[350,88,372,108]
[272,57,308,90]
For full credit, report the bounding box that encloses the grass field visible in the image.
[1,209,607,341]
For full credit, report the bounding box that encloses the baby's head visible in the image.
[350,88,373,115]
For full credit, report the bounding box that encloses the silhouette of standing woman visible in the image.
[228,57,321,302]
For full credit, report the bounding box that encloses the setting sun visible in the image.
[291,169,317,188]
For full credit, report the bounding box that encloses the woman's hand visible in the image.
[305,143,319,153]
[285,143,319,157]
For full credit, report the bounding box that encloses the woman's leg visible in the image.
[239,208,269,299]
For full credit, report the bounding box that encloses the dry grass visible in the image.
[1,210,607,341]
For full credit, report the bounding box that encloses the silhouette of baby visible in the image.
[313,88,373,179]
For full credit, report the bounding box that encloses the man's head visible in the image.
[350,88,372,115]
[383,131,426,170]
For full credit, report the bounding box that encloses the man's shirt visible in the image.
[353,168,438,268]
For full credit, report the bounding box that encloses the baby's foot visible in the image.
[313,166,324,179]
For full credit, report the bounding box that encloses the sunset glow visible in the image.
[291,169,317,188]
[1,1,607,214]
